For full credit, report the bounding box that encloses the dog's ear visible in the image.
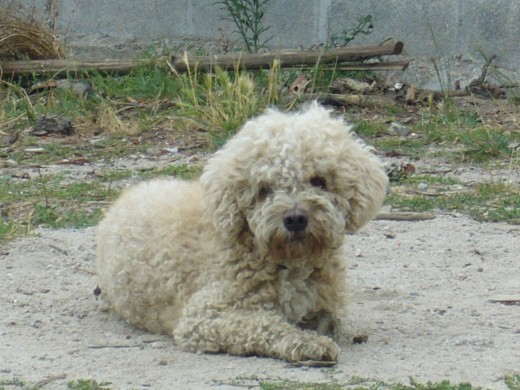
[342,151,389,234]
[200,153,248,240]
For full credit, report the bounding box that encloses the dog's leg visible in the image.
[174,308,340,362]
[298,310,336,335]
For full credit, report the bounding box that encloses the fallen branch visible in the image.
[0,58,155,77]
[33,374,67,389]
[489,295,520,306]
[88,344,142,349]
[0,40,404,77]
[295,93,397,108]
[174,40,404,72]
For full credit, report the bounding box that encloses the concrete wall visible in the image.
[4,0,520,89]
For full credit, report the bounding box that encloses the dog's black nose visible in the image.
[283,209,308,233]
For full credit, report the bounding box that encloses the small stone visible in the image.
[388,122,410,136]
[383,232,396,239]
[32,115,74,136]
[417,182,428,191]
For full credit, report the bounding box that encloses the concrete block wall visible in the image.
[3,0,520,89]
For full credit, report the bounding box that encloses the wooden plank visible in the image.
[173,40,404,72]
[0,40,405,77]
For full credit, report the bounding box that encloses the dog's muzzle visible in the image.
[283,208,309,234]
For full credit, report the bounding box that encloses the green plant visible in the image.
[90,65,177,100]
[0,377,31,389]
[460,128,513,162]
[505,374,520,390]
[373,137,427,156]
[215,0,272,53]
[256,378,484,390]
[0,160,204,241]
[0,79,36,127]
[67,379,111,390]
[329,15,373,47]
[354,120,387,138]
[386,181,520,224]
[171,57,281,147]
[0,174,118,241]
[260,381,342,390]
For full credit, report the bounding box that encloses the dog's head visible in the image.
[201,102,388,264]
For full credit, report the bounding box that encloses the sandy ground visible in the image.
[1,212,519,389]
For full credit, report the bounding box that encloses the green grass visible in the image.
[386,181,520,224]
[354,121,388,138]
[2,59,520,241]
[0,174,116,232]
[352,105,519,164]
[460,127,514,162]
[246,375,520,390]
[0,163,202,241]
[171,61,282,147]
[0,378,111,390]
[0,378,29,390]
[67,379,111,390]
[505,374,520,390]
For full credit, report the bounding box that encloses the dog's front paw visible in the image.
[276,333,340,362]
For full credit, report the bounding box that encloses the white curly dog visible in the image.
[96,103,388,363]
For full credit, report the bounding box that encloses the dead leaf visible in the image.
[289,75,311,95]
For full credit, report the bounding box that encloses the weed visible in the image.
[0,377,32,389]
[395,174,460,186]
[260,380,342,390]
[418,107,481,144]
[428,22,452,97]
[505,374,520,390]
[0,79,36,128]
[386,181,520,224]
[149,164,203,179]
[256,378,484,389]
[171,58,281,147]
[0,174,118,240]
[329,15,374,47]
[0,219,19,241]
[95,100,131,135]
[354,120,387,138]
[215,0,272,53]
[460,128,513,162]
[373,137,426,157]
[0,161,202,241]
[90,65,177,100]
[67,379,111,390]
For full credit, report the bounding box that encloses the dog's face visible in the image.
[201,103,388,265]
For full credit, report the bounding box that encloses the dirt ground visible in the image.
[1,98,520,389]
[2,184,520,389]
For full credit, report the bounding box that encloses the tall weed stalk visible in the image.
[169,53,282,147]
[215,0,272,53]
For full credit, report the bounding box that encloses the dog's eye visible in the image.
[258,186,272,201]
[310,176,327,189]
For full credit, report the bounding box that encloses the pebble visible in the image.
[388,122,410,136]
[417,182,428,191]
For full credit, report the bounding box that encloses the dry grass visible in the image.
[0,7,64,60]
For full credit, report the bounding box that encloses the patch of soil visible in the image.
[1,215,519,389]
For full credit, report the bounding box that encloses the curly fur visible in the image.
[96,102,388,362]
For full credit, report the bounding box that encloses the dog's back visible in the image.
[96,178,211,334]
